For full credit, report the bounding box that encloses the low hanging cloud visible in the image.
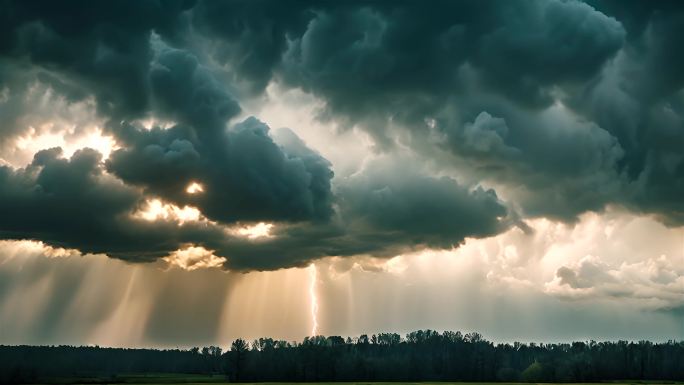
[337,156,509,250]
[0,147,228,261]
[0,0,682,271]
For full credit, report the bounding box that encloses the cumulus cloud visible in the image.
[462,210,684,311]
[163,245,227,271]
[546,255,684,311]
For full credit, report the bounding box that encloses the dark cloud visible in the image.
[217,155,511,270]
[192,0,684,225]
[148,46,241,131]
[190,0,313,94]
[567,2,684,224]
[281,1,626,221]
[0,147,211,260]
[195,0,624,112]
[336,157,509,249]
[0,147,321,269]
[107,45,334,224]
[0,0,193,152]
[107,116,335,224]
[432,96,625,222]
[0,0,196,122]
[0,63,41,146]
[0,0,683,270]
[188,0,631,219]
[0,32,505,271]
[0,2,339,268]
[0,144,509,271]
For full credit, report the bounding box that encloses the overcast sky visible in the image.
[0,0,682,346]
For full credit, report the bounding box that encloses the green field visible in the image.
[104,381,682,385]
[65,383,684,385]
[45,374,684,385]
[112,381,684,385]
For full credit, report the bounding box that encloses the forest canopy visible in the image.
[2,330,683,383]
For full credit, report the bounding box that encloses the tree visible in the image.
[228,338,248,382]
[521,361,545,382]
[497,367,520,381]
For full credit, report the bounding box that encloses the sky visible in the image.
[0,0,682,347]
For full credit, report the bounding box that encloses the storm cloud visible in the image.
[192,0,683,224]
[0,0,682,270]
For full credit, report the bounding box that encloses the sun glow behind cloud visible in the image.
[13,127,117,165]
[186,182,204,194]
[134,199,203,225]
[233,222,274,239]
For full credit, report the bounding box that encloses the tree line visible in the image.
[1,330,682,383]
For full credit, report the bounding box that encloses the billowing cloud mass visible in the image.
[0,0,683,274]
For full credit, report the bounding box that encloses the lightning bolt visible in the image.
[308,263,319,336]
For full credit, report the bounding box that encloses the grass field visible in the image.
[228,383,684,384]
[43,374,684,385]
[103,382,682,385]
[64,382,684,385]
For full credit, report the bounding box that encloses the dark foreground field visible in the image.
[28,375,684,385]
[33,375,684,385]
